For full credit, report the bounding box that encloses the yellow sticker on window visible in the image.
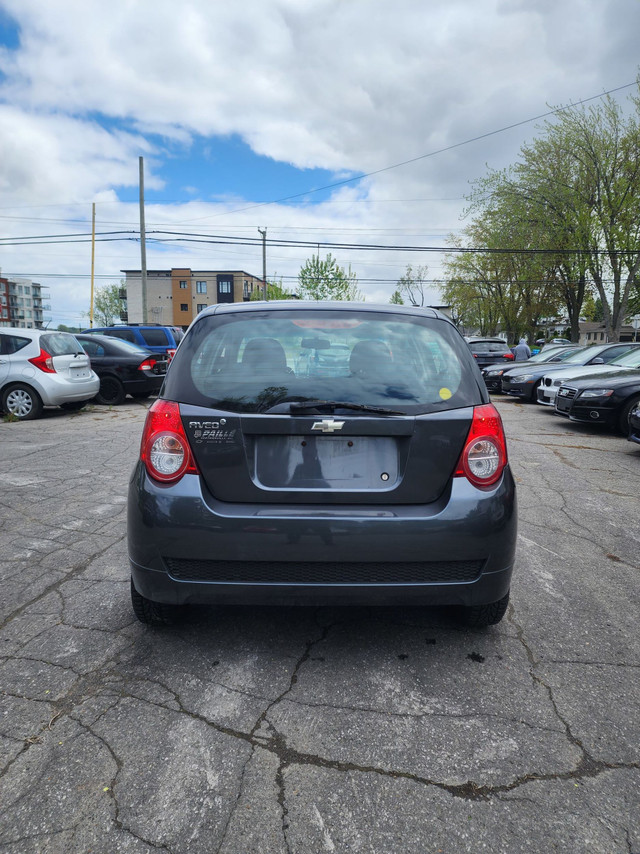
[439,387,452,400]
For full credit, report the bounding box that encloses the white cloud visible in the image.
[0,0,638,323]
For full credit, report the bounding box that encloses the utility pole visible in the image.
[90,202,95,327]
[258,227,267,299]
[139,156,148,323]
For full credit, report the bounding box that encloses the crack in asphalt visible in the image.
[0,534,128,633]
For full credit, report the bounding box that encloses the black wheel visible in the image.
[130,579,180,626]
[2,383,43,420]
[60,401,87,412]
[95,376,126,406]
[618,394,640,435]
[131,391,151,400]
[460,592,510,628]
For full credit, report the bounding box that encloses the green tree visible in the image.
[250,277,292,301]
[469,82,640,341]
[442,212,563,342]
[297,253,363,301]
[396,264,429,306]
[88,283,124,327]
[389,289,404,304]
[56,324,82,333]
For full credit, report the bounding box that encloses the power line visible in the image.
[0,226,633,256]
[182,81,640,221]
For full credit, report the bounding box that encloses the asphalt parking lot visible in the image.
[0,396,638,854]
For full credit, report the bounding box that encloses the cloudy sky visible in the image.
[0,0,639,327]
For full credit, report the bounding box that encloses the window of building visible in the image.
[197,304,207,313]
[218,280,231,294]
[179,281,187,289]
[180,303,188,311]
[196,281,207,294]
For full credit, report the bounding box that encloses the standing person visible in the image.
[513,338,531,361]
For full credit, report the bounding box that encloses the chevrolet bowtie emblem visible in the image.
[311,419,345,433]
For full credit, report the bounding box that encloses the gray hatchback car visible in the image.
[128,302,517,627]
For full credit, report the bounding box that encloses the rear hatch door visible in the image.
[182,405,473,505]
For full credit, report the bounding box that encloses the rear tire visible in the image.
[460,591,510,628]
[95,376,126,406]
[618,394,640,435]
[130,578,180,626]
[2,383,43,420]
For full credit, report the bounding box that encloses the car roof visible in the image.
[0,327,75,339]
[197,300,444,320]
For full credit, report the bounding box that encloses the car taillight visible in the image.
[454,403,508,489]
[28,348,56,373]
[138,358,156,372]
[166,349,176,362]
[504,353,515,360]
[140,400,198,483]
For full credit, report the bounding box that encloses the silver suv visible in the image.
[0,328,100,420]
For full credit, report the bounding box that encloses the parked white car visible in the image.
[537,344,640,406]
[0,327,100,420]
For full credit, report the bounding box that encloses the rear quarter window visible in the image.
[164,309,482,415]
[105,329,137,343]
[0,334,31,355]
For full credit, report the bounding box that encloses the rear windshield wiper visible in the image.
[288,399,405,416]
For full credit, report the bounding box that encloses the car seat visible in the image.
[349,340,394,378]
[241,338,293,377]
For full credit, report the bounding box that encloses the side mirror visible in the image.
[591,357,604,364]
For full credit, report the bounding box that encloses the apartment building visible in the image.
[121,268,265,326]
[0,274,51,328]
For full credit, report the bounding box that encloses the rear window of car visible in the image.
[140,329,170,347]
[469,341,509,353]
[164,309,481,415]
[40,332,83,356]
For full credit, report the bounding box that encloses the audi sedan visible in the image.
[537,344,640,407]
[501,343,635,401]
[128,302,517,628]
[554,369,640,433]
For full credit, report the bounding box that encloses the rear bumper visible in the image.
[128,463,517,608]
[122,374,164,395]
[34,374,100,405]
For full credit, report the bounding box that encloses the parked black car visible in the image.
[128,302,517,628]
[628,401,640,445]
[554,369,640,433]
[501,343,636,401]
[84,324,184,361]
[481,346,582,392]
[75,334,168,405]
[466,338,515,369]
